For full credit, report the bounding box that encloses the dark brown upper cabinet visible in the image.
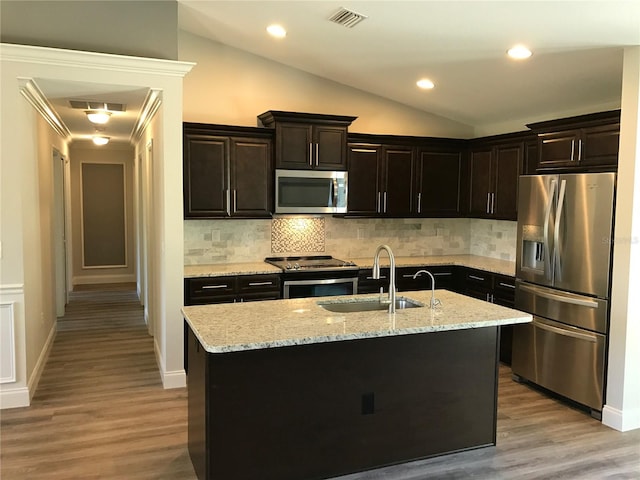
[468,134,528,221]
[258,111,356,170]
[347,139,414,217]
[415,142,466,217]
[183,123,273,219]
[527,110,620,172]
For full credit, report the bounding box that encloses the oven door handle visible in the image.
[284,278,357,287]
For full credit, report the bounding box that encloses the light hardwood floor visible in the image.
[1,284,638,479]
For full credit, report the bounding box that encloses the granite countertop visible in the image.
[182,289,531,354]
[349,254,515,276]
[184,254,515,278]
[184,262,282,278]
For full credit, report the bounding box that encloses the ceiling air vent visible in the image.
[69,100,126,112]
[328,7,368,28]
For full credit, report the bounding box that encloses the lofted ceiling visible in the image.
[177,0,640,131]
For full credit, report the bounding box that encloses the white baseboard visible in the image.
[73,273,136,285]
[602,404,640,432]
[153,337,186,389]
[0,386,30,409]
[27,322,57,400]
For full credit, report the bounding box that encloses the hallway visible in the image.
[0,284,196,479]
[1,284,639,479]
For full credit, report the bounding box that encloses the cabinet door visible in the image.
[347,145,382,215]
[416,150,463,217]
[537,130,580,168]
[314,125,348,170]
[275,122,313,169]
[383,147,414,216]
[581,124,620,167]
[468,149,493,217]
[184,134,229,218]
[493,143,522,220]
[230,138,273,218]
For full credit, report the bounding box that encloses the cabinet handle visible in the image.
[315,143,319,166]
[351,148,377,153]
[570,139,575,162]
[434,272,452,276]
[491,192,495,214]
[377,192,381,213]
[578,139,583,161]
[417,192,422,214]
[309,143,313,167]
[248,281,273,286]
[366,276,387,280]
[402,274,417,278]
[468,274,485,281]
[233,190,237,213]
[486,192,491,214]
[225,189,231,216]
[202,284,229,289]
[498,282,515,289]
[383,191,387,213]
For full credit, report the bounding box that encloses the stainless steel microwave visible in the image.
[275,169,348,214]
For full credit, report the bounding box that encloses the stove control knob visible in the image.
[285,263,292,270]
[293,263,300,270]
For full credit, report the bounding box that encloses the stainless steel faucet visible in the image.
[372,245,396,313]
[413,269,441,309]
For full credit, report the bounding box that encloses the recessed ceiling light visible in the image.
[416,79,435,90]
[507,44,533,60]
[267,24,287,38]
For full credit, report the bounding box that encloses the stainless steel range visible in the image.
[265,255,359,298]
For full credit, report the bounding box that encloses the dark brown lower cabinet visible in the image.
[186,323,499,480]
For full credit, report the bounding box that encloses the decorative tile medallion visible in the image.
[271,217,325,253]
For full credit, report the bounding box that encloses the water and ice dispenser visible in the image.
[520,224,546,273]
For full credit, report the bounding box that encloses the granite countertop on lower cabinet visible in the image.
[184,262,282,278]
[182,289,531,354]
[349,254,516,276]
[184,254,515,279]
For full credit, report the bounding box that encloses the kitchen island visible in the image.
[182,290,531,480]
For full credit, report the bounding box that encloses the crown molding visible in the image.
[1,43,195,78]
[131,88,162,143]
[18,78,72,140]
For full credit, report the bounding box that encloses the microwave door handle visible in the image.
[543,179,557,281]
[554,179,567,283]
[332,178,338,207]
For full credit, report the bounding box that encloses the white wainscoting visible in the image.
[0,301,16,383]
[0,284,29,409]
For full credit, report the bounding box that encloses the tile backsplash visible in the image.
[184,217,516,264]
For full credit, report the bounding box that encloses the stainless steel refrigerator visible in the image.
[512,172,616,418]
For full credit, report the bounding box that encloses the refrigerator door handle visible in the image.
[554,179,567,281]
[543,179,557,281]
[534,318,597,343]
[519,283,599,308]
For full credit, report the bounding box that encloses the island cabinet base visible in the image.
[186,325,500,480]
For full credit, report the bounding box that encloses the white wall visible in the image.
[604,46,640,432]
[178,31,474,139]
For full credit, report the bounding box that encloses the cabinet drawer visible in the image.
[397,266,455,291]
[188,277,236,297]
[237,274,281,294]
[461,268,492,289]
[493,274,516,306]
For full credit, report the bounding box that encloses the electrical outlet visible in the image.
[357,228,365,240]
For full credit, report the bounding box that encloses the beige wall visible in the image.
[178,31,474,138]
[69,143,135,285]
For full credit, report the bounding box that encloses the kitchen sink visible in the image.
[317,296,423,313]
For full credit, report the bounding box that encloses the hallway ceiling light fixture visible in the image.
[267,24,287,38]
[507,44,533,60]
[92,135,110,146]
[85,110,111,124]
[416,78,435,90]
